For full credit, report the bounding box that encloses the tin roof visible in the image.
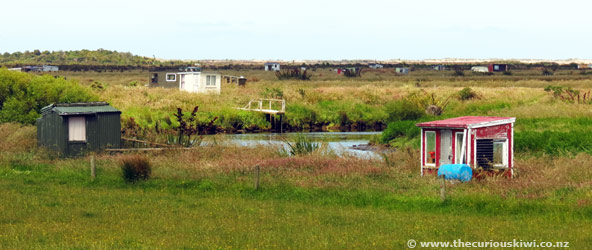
[416,116,515,128]
[41,102,121,116]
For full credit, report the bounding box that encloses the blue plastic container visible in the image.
[437,164,472,182]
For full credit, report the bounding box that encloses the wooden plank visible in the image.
[105,148,195,152]
[121,137,171,148]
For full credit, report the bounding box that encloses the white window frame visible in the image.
[68,116,86,142]
[206,75,216,87]
[493,139,508,168]
[425,131,436,167]
[454,132,464,164]
[166,73,176,82]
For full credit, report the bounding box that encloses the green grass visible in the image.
[1,158,591,249]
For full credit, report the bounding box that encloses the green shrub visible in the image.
[457,87,478,101]
[385,100,424,123]
[380,120,420,144]
[261,87,284,99]
[283,134,321,156]
[0,69,98,124]
[120,155,152,182]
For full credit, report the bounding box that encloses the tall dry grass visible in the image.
[0,123,36,153]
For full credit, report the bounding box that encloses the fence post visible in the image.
[440,175,446,201]
[254,165,260,190]
[90,156,96,180]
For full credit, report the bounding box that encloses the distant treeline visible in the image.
[0,49,191,69]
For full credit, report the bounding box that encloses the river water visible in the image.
[202,132,382,158]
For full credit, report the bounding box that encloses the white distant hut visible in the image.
[178,72,221,95]
[264,62,281,71]
[149,67,221,95]
[471,66,489,73]
[369,63,383,69]
[395,67,409,74]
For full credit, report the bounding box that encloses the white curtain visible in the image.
[68,116,86,141]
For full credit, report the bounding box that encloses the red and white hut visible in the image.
[416,116,516,177]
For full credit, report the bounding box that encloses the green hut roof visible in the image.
[41,102,121,116]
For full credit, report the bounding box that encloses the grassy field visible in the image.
[1,122,591,248]
[1,69,592,248]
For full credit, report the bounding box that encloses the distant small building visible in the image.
[264,62,281,71]
[37,102,121,157]
[21,65,59,72]
[8,68,22,71]
[369,63,383,69]
[149,68,221,94]
[488,64,508,72]
[471,66,489,73]
[432,65,446,71]
[577,64,592,70]
[395,67,409,75]
[42,65,59,72]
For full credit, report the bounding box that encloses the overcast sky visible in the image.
[1,0,591,60]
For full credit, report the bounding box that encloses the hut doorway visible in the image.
[440,130,452,165]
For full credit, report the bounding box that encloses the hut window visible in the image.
[476,139,507,168]
[68,116,86,142]
[425,131,436,166]
[151,73,158,83]
[493,140,505,166]
[206,75,216,86]
[166,73,176,82]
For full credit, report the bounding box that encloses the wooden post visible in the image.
[90,156,96,180]
[254,165,260,190]
[440,175,446,201]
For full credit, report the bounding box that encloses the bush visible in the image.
[275,69,310,80]
[385,100,424,123]
[120,155,152,182]
[457,87,478,101]
[503,71,513,76]
[343,68,362,77]
[0,69,97,124]
[380,120,421,144]
[282,134,321,156]
[261,87,284,99]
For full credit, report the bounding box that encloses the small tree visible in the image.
[173,106,217,147]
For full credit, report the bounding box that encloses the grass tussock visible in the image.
[120,154,152,182]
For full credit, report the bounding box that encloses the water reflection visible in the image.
[202,132,381,158]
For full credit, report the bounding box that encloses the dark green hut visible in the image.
[36,102,121,157]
